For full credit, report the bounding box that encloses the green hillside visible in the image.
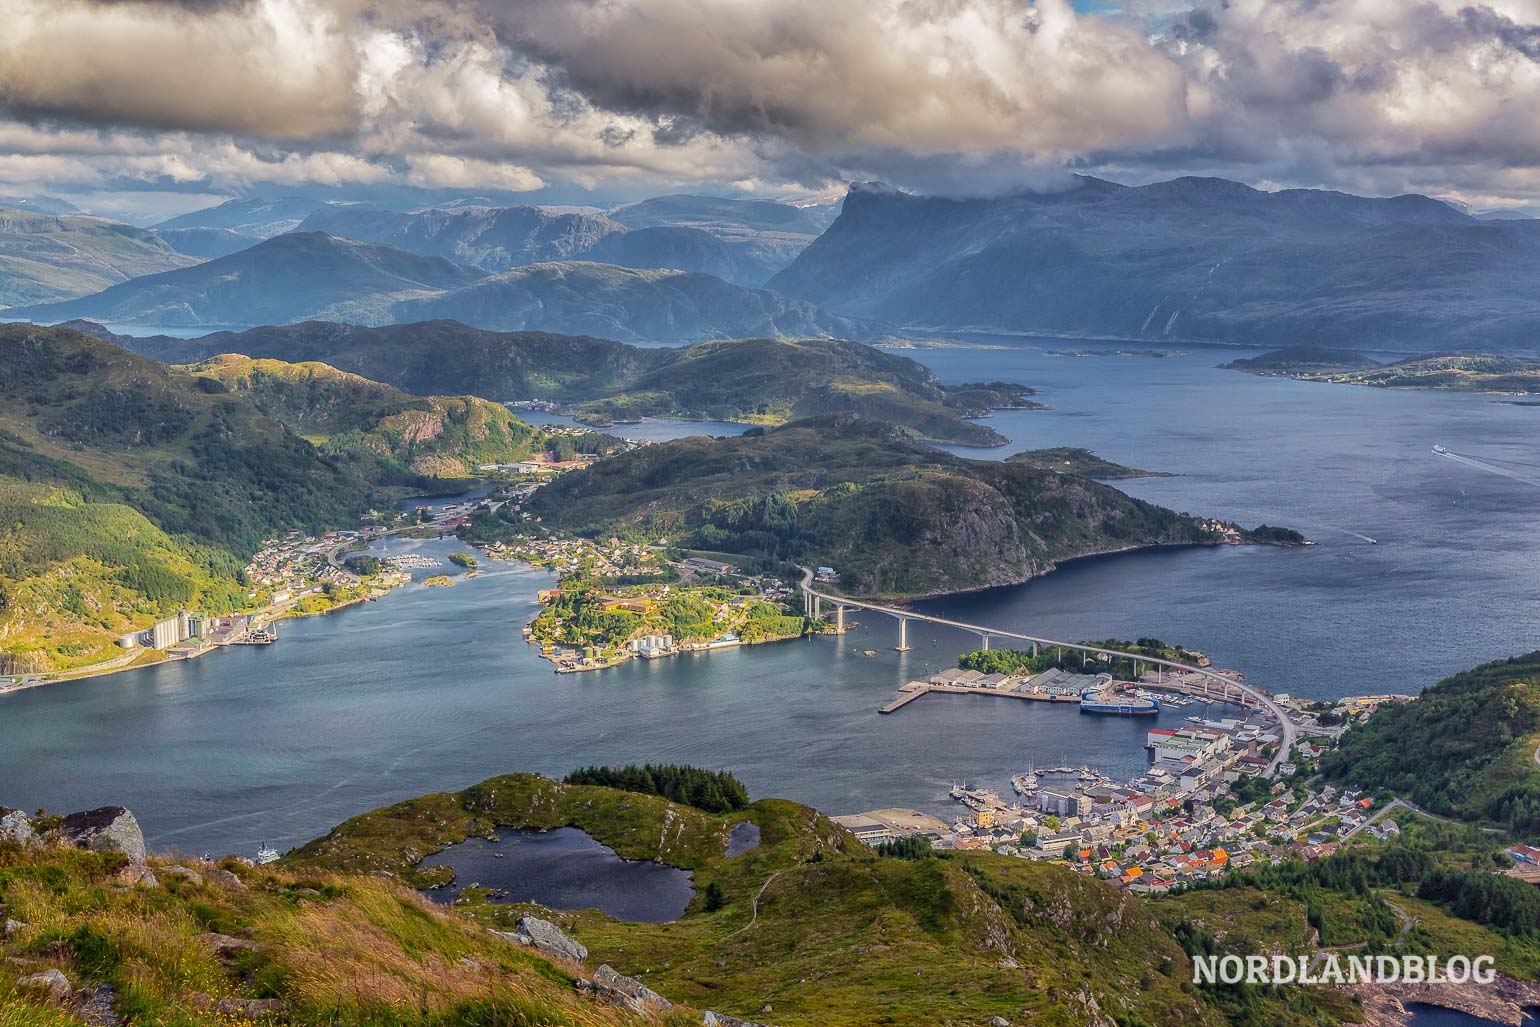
[1006,447,1169,479]
[564,336,1035,445]
[523,414,1218,596]
[1322,651,1540,834]
[0,835,693,1027]
[0,207,199,307]
[0,324,543,672]
[178,354,544,477]
[127,324,1034,446]
[279,770,1349,1027]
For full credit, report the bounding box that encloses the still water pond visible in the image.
[418,827,695,923]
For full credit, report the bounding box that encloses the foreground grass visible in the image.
[0,841,696,1026]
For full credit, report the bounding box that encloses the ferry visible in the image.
[255,844,280,865]
[1079,688,1160,716]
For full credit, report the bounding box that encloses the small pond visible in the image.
[418,827,695,923]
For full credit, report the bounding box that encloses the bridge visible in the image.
[799,568,1295,778]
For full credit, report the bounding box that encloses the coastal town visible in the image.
[835,685,1428,894]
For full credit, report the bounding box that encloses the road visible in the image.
[799,568,1297,777]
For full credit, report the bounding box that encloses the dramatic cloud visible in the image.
[2,0,1540,215]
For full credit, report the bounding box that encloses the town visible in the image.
[834,687,1436,894]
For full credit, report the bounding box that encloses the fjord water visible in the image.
[4,340,1540,856]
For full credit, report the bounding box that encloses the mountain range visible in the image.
[771,176,1540,351]
[294,193,831,285]
[97,321,1021,444]
[10,234,870,342]
[0,207,199,307]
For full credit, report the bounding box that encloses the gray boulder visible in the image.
[989,1018,1011,1027]
[115,865,159,889]
[197,932,258,953]
[4,919,28,936]
[512,916,587,963]
[594,964,672,1011]
[0,807,36,847]
[203,868,246,891]
[17,968,72,1002]
[161,866,204,885]
[58,807,145,862]
[703,1014,771,1027]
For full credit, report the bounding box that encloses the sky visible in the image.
[4,0,1540,221]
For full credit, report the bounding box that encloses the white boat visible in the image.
[1433,444,1448,454]
[255,844,280,865]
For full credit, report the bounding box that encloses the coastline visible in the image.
[1,575,399,697]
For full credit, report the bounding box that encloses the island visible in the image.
[1223,347,1540,396]
[1006,447,1173,479]
[513,413,1299,599]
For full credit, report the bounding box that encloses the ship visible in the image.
[1011,767,1039,795]
[1079,688,1160,716]
[1433,444,1448,454]
[255,843,280,865]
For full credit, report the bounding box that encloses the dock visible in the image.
[878,680,1080,713]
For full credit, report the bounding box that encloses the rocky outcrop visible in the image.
[17,968,72,1003]
[58,806,146,862]
[188,993,283,1017]
[197,932,259,954]
[1354,973,1540,1026]
[493,916,588,963]
[593,964,672,1012]
[703,1013,773,1027]
[114,864,159,889]
[0,807,37,846]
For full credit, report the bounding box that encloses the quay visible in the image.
[801,566,1296,777]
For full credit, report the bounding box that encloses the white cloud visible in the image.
[2,0,1540,211]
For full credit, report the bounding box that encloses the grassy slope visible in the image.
[0,324,543,671]
[1321,651,1540,831]
[0,842,697,1027]
[565,337,1031,446]
[284,772,1359,1027]
[0,208,200,307]
[123,326,1031,447]
[178,354,543,476]
[525,414,1215,596]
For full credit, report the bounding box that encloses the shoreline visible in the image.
[0,572,406,698]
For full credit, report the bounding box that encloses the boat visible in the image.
[1433,444,1448,454]
[1079,688,1160,716]
[255,844,280,865]
[1011,767,1039,795]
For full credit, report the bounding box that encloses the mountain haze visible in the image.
[395,261,870,343]
[772,176,1540,351]
[9,233,485,327]
[294,204,627,271]
[0,207,200,307]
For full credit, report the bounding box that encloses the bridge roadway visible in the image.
[799,568,1294,778]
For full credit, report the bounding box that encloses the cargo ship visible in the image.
[1079,688,1160,716]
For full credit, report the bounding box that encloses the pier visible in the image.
[801,568,1295,776]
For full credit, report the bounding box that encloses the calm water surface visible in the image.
[418,827,695,923]
[4,339,1539,855]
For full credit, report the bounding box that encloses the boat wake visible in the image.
[1435,447,1540,489]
